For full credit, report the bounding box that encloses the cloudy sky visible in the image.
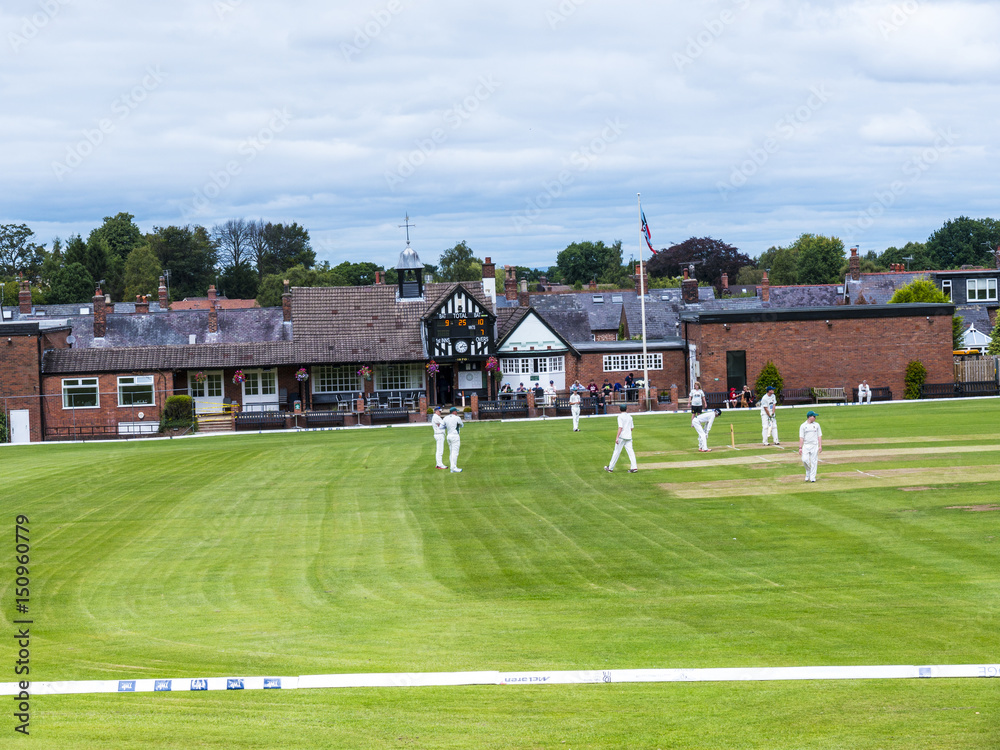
[2,0,999,271]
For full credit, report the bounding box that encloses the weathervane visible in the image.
[399,213,415,246]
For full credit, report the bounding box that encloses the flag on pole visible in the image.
[641,210,656,254]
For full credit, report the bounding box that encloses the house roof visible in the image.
[72,308,290,349]
[290,281,492,362]
[43,341,299,374]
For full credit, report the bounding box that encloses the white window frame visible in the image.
[312,365,361,393]
[603,353,664,372]
[375,364,424,391]
[189,371,224,399]
[243,369,277,397]
[117,375,155,407]
[940,279,952,302]
[967,278,998,302]
[500,356,564,375]
[62,377,100,409]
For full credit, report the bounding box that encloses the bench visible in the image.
[812,387,847,405]
[554,396,603,417]
[478,400,529,420]
[368,407,410,424]
[46,425,120,440]
[852,386,893,402]
[312,393,353,412]
[234,412,287,431]
[781,388,814,406]
[704,391,730,409]
[960,380,1000,397]
[304,410,346,428]
[920,382,962,399]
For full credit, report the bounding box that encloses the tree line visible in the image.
[3,214,998,308]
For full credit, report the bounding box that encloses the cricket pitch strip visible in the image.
[651,441,1000,498]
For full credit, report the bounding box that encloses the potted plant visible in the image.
[232,370,245,385]
[358,365,373,381]
[295,367,309,382]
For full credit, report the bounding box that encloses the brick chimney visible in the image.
[681,267,699,304]
[282,279,292,322]
[374,271,382,285]
[849,247,861,281]
[105,294,114,314]
[481,256,497,306]
[135,294,150,314]
[761,270,770,303]
[634,263,649,296]
[504,266,518,300]
[517,277,530,307]
[18,279,31,314]
[482,256,495,281]
[588,278,597,290]
[93,285,106,338]
[207,285,218,333]
[721,273,730,296]
[158,276,168,309]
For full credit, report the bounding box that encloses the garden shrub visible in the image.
[904,360,927,400]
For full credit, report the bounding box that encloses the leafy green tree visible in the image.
[925,216,1000,269]
[904,360,927,399]
[793,234,845,284]
[255,265,330,306]
[755,244,800,285]
[329,261,383,286]
[47,262,95,304]
[436,241,482,282]
[754,360,784,401]
[952,314,965,350]
[985,316,1000,356]
[218,262,260,299]
[123,245,162,302]
[888,279,947,304]
[147,225,218,300]
[89,212,143,261]
[735,265,764,285]
[555,240,622,285]
[0,223,44,277]
[878,241,933,271]
[259,222,315,276]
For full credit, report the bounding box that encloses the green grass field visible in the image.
[2,400,999,748]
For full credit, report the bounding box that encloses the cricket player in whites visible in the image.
[604,404,638,473]
[692,408,722,452]
[569,388,582,431]
[431,406,447,469]
[443,406,464,473]
[798,410,823,481]
[760,385,779,446]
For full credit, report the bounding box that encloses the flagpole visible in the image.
[637,193,650,409]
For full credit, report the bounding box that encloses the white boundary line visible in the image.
[4,664,999,695]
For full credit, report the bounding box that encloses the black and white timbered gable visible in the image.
[425,285,496,361]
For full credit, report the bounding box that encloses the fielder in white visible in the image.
[858,380,871,405]
[692,408,722,452]
[569,390,582,431]
[798,410,823,482]
[689,381,706,415]
[604,404,638,473]
[442,406,464,473]
[431,405,447,469]
[759,385,779,446]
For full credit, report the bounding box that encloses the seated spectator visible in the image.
[728,387,739,408]
[516,382,526,393]
[625,373,635,389]
[588,381,599,395]
[602,379,612,396]
[570,380,585,392]
[740,384,754,408]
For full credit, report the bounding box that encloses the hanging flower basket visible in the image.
[358,365,373,381]
[485,356,503,380]
[295,367,309,382]
[426,360,439,376]
[193,371,207,383]
[233,370,246,384]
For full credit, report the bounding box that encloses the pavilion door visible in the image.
[189,371,224,414]
[726,351,747,392]
[10,410,30,444]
